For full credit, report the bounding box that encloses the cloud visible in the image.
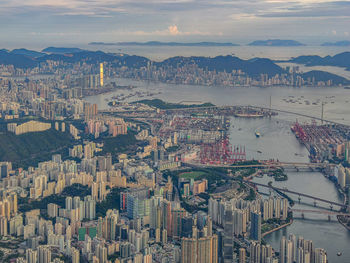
[1,0,350,20]
[168,25,180,35]
[0,0,126,17]
[256,1,350,18]
[0,0,349,44]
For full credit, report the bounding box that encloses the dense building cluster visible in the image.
[0,58,332,263]
[115,63,337,88]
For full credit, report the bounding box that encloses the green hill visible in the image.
[0,128,74,169]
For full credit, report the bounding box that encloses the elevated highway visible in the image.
[248,181,346,210]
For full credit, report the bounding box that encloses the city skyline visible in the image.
[0,0,350,47]
[1,1,350,262]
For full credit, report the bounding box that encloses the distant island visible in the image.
[89,41,239,47]
[42,47,85,54]
[248,39,305,46]
[288,52,350,71]
[321,41,350,47]
[301,70,350,85]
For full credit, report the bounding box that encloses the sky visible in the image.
[1,0,350,48]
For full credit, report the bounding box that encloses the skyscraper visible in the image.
[282,199,288,220]
[250,211,261,242]
[65,196,72,211]
[239,248,246,263]
[38,245,51,263]
[223,208,234,263]
[26,249,37,263]
[71,247,80,263]
[280,236,287,263]
[181,235,218,263]
[100,63,104,87]
[314,248,327,263]
[250,241,261,263]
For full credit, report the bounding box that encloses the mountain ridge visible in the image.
[0,48,349,84]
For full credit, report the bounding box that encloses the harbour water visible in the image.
[235,114,349,262]
[85,78,350,262]
[85,77,350,125]
[229,115,350,263]
[254,171,350,263]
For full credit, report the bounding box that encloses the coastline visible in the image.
[262,219,294,238]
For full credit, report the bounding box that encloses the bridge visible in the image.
[290,208,349,216]
[161,104,350,127]
[247,181,347,210]
[247,105,349,127]
[99,103,350,129]
[185,161,335,170]
[100,101,350,127]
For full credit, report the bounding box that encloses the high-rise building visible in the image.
[100,63,104,87]
[250,212,261,242]
[99,210,118,241]
[279,235,318,263]
[282,199,288,220]
[65,196,72,211]
[73,196,81,209]
[171,208,186,239]
[84,103,98,122]
[0,162,12,178]
[280,236,287,263]
[250,241,261,263]
[0,216,7,236]
[84,195,96,220]
[239,248,246,263]
[96,244,107,263]
[223,208,234,263]
[181,235,218,263]
[47,203,58,218]
[38,245,51,263]
[297,247,304,263]
[274,198,281,218]
[26,249,37,263]
[289,234,296,262]
[71,248,80,263]
[314,248,327,263]
[127,194,150,219]
[162,229,168,243]
[162,201,172,236]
